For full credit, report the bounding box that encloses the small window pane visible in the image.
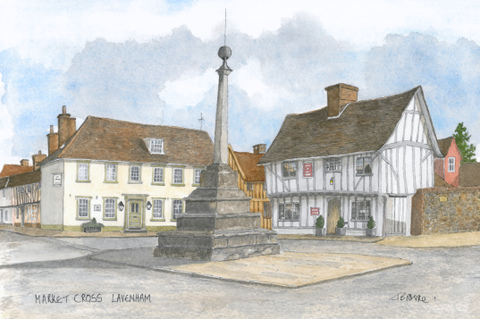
[78,198,89,217]
[150,139,163,154]
[153,199,163,219]
[105,199,115,218]
[153,167,164,183]
[194,169,202,184]
[448,157,455,172]
[278,203,300,221]
[352,199,371,221]
[325,158,342,172]
[282,162,297,178]
[364,158,372,174]
[356,158,364,175]
[356,157,372,175]
[131,166,140,181]
[173,168,183,184]
[106,164,116,181]
[78,163,88,181]
[173,200,183,219]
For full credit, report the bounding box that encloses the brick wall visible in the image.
[411,187,480,235]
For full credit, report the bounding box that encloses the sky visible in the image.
[1,0,480,169]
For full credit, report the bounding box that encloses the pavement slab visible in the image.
[166,252,412,288]
[91,248,412,288]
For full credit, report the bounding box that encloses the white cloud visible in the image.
[2,1,480,164]
[231,59,287,110]
[0,73,19,168]
[4,0,480,70]
[158,68,216,109]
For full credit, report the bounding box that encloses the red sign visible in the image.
[310,207,320,215]
[303,162,313,178]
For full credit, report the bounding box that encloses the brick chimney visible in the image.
[57,106,77,147]
[32,150,47,170]
[253,144,266,154]
[325,83,359,117]
[20,159,30,167]
[47,125,59,156]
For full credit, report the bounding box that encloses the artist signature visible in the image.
[389,292,434,303]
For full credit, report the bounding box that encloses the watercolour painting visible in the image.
[1,1,480,318]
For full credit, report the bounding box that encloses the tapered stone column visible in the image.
[154,46,279,262]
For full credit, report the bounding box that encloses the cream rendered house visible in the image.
[41,110,213,232]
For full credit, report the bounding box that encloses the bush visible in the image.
[315,215,325,229]
[367,216,375,229]
[336,217,345,228]
[81,217,105,229]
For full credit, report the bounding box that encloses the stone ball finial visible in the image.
[218,46,232,60]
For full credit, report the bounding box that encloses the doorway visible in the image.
[127,200,143,229]
[327,199,341,234]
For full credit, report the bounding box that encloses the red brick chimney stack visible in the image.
[253,144,266,155]
[47,125,59,156]
[325,83,359,117]
[20,159,30,167]
[57,105,71,148]
[32,150,47,170]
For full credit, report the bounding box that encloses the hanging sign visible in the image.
[303,162,313,178]
[310,207,320,215]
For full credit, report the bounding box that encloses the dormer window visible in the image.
[146,138,164,154]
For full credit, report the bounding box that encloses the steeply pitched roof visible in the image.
[259,86,437,164]
[460,162,480,187]
[437,137,454,157]
[42,116,213,166]
[233,151,265,182]
[0,165,33,178]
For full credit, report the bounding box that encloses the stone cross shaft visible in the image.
[213,59,232,164]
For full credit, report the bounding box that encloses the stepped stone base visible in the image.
[154,163,280,262]
[154,227,280,261]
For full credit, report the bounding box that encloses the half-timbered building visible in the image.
[0,170,41,227]
[258,83,442,236]
[228,144,272,229]
[0,177,13,225]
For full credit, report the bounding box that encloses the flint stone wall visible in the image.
[411,187,480,235]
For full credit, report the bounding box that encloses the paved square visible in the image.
[167,252,412,288]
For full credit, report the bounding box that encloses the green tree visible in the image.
[453,122,477,163]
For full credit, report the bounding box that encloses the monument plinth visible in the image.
[154,45,280,262]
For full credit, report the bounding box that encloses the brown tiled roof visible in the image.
[0,165,33,178]
[233,151,265,182]
[0,170,41,189]
[8,170,41,187]
[460,162,480,187]
[42,116,213,166]
[0,177,8,189]
[436,137,454,157]
[434,173,452,188]
[259,87,433,164]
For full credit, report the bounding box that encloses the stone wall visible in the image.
[411,187,480,235]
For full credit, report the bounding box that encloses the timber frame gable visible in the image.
[260,84,441,237]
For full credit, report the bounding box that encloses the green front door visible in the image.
[128,200,143,229]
